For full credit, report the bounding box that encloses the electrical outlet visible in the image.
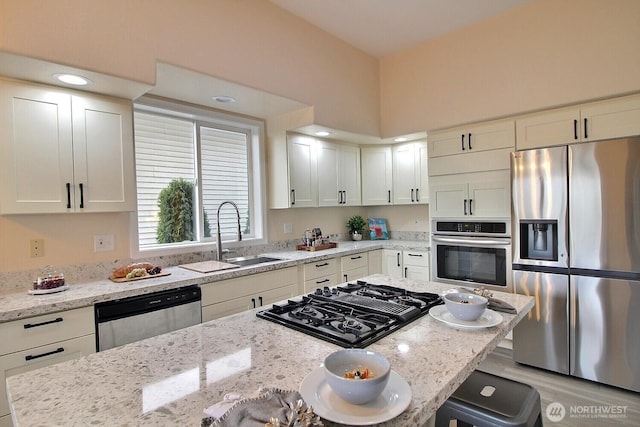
[94,235,115,252]
[30,239,44,257]
[284,223,293,234]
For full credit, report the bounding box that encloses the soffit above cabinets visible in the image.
[0,52,153,100]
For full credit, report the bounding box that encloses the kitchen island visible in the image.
[6,275,533,426]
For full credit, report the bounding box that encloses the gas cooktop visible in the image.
[256,281,443,348]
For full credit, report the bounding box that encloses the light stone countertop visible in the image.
[6,274,533,427]
[0,240,428,323]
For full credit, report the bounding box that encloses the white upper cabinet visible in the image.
[516,93,640,150]
[287,133,317,208]
[0,79,135,214]
[430,170,510,218]
[317,141,361,206]
[361,146,393,205]
[428,120,514,176]
[392,141,428,204]
[429,120,515,158]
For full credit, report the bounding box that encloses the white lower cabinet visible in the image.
[0,307,95,424]
[201,267,298,322]
[367,250,383,275]
[303,258,339,293]
[340,253,369,282]
[383,249,403,279]
[383,249,430,280]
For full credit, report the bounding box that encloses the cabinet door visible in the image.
[361,146,392,205]
[259,284,298,307]
[71,95,135,212]
[467,170,511,218]
[287,134,317,207]
[404,265,430,281]
[382,250,403,279]
[339,144,361,206]
[0,335,95,417]
[317,141,340,206]
[0,80,74,214]
[202,296,254,322]
[341,266,369,283]
[428,128,465,158]
[467,120,515,152]
[392,143,417,204]
[415,142,429,204]
[516,108,580,150]
[581,94,640,142]
[429,178,468,218]
[367,249,383,275]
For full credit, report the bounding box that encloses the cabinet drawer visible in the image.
[0,334,95,417]
[201,267,296,306]
[340,253,368,271]
[403,251,429,267]
[202,283,297,322]
[0,306,94,356]
[304,274,339,293]
[303,258,338,280]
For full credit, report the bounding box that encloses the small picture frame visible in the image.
[368,218,389,240]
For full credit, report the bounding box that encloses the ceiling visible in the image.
[269,0,532,58]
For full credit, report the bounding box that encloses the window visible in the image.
[133,98,265,253]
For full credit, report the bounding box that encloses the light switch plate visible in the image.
[284,223,293,234]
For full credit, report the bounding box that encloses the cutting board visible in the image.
[179,260,240,273]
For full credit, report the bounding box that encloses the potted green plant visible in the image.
[346,215,367,241]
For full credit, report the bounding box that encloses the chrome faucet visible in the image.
[216,201,242,261]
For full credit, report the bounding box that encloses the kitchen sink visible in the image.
[225,256,282,267]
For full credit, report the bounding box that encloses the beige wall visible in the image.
[0,0,381,136]
[1,0,639,274]
[380,0,640,136]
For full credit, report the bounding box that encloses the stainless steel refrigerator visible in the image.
[511,137,640,392]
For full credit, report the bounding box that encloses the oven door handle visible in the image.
[431,235,511,246]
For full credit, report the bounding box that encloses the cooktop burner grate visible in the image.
[257,280,443,348]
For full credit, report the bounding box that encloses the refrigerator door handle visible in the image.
[569,280,577,376]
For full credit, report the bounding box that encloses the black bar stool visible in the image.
[435,370,543,427]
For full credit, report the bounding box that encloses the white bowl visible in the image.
[324,349,391,405]
[443,292,488,321]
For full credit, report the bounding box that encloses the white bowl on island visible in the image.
[323,349,391,405]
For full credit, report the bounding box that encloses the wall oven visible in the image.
[431,220,511,292]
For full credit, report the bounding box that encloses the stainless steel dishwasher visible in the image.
[95,285,201,351]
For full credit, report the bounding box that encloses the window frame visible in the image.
[130,96,268,259]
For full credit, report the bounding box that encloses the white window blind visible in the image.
[134,112,195,247]
[200,125,251,239]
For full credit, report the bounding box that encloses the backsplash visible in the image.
[0,232,427,294]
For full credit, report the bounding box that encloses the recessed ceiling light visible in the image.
[212,96,236,103]
[315,131,330,137]
[53,73,91,86]
[394,137,408,142]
